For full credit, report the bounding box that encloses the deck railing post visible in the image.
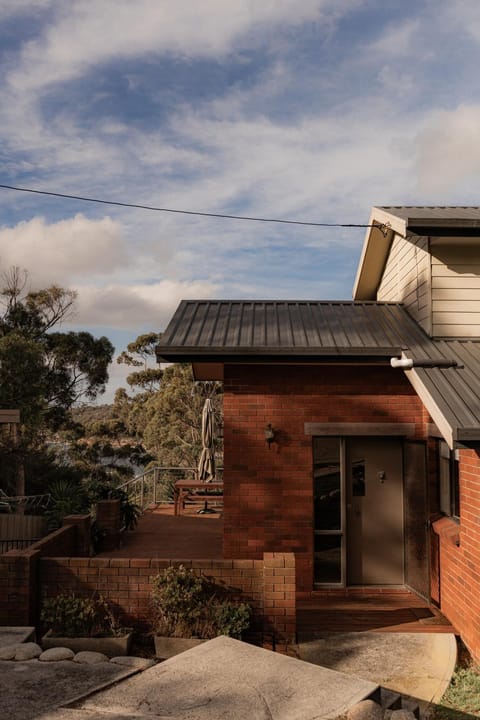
[153,467,159,504]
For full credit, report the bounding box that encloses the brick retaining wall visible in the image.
[39,552,295,650]
[0,524,296,650]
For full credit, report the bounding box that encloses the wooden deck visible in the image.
[97,503,223,559]
[297,591,456,639]
[99,505,456,638]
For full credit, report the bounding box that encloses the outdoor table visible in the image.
[173,480,224,516]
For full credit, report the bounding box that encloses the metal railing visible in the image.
[118,466,196,512]
[119,466,223,513]
[0,490,51,513]
[0,538,40,554]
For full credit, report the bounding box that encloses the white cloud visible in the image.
[0,214,127,287]
[414,104,480,195]
[75,279,219,330]
[367,19,420,58]
[7,0,352,93]
[0,0,51,20]
[439,0,480,41]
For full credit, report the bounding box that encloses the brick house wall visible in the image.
[222,364,429,593]
[434,449,480,661]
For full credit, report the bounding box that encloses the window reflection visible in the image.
[314,535,342,584]
[352,459,365,497]
[313,437,341,530]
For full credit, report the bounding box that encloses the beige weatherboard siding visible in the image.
[430,242,480,338]
[377,233,431,334]
[355,207,480,340]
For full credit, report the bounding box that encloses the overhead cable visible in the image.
[0,183,381,230]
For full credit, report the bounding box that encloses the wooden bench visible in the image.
[174,480,224,515]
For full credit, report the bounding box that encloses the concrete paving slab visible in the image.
[294,632,457,703]
[0,659,143,720]
[0,626,36,647]
[72,636,378,720]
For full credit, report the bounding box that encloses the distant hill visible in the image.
[71,404,113,426]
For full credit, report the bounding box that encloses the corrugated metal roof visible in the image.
[157,300,480,445]
[157,300,439,358]
[375,206,480,228]
[409,340,480,445]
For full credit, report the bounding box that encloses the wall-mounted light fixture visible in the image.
[264,423,276,449]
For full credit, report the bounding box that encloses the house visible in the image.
[156,206,480,661]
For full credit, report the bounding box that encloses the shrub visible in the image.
[40,593,124,638]
[150,564,251,640]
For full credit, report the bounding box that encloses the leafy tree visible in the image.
[142,364,223,468]
[116,332,163,392]
[0,267,114,495]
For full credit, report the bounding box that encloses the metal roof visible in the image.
[407,340,480,447]
[157,300,441,360]
[157,300,480,447]
[375,206,480,229]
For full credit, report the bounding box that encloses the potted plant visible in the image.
[150,564,252,659]
[40,592,133,657]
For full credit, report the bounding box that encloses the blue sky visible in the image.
[1,0,480,400]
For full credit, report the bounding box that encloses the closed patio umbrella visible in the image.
[198,398,216,483]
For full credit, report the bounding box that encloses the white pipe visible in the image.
[390,357,413,369]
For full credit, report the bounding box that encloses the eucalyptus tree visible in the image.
[0,267,114,495]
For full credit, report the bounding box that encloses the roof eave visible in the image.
[156,347,402,364]
[403,366,480,450]
[353,208,400,300]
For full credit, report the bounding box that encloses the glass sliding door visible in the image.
[313,437,345,585]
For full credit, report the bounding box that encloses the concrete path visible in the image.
[294,631,457,703]
[46,636,378,720]
[0,627,150,720]
[0,627,458,719]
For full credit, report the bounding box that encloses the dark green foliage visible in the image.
[142,364,223,467]
[41,593,123,637]
[150,564,251,640]
[210,600,253,639]
[0,267,114,495]
[116,332,163,392]
[87,480,141,531]
[45,477,88,530]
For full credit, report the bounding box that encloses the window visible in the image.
[438,440,460,519]
[313,437,344,584]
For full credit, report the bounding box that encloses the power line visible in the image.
[0,183,379,230]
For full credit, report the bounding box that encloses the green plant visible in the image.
[150,564,251,640]
[434,665,480,718]
[86,478,141,531]
[210,600,252,638]
[40,592,124,638]
[45,477,88,530]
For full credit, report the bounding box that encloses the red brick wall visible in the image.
[39,553,296,648]
[223,364,427,593]
[0,549,39,626]
[0,517,89,626]
[434,449,480,663]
